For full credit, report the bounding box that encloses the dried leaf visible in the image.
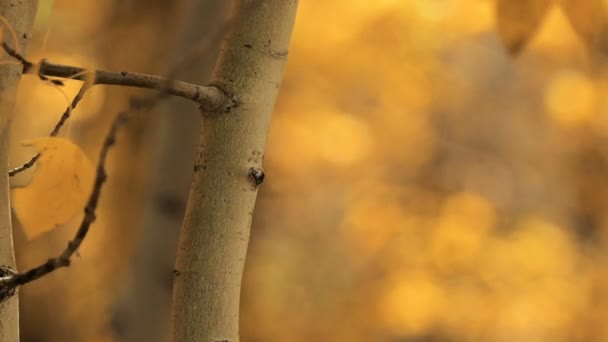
[559,0,608,55]
[496,0,555,55]
[12,137,94,239]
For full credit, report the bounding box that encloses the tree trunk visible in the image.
[113,1,228,341]
[0,1,38,340]
[170,1,298,341]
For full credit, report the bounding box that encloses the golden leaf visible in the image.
[559,0,608,55]
[12,137,94,239]
[496,0,555,55]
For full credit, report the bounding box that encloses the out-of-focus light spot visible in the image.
[492,294,553,341]
[443,0,494,36]
[341,196,407,257]
[268,110,373,172]
[431,220,489,273]
[351,0,407,13]
[510,216,577,277]
[344,181,436,264]
[480,216,577,288]
[430,192,496,273]
[295,2,402,49]
[320,112,372,165]
[267,114,319,174]
[374,109,436,171]
[491,285,587,341]
[410,0,458,23]
[441,192,496,231]
[380,272,445,336]
[544,70,597,126]
[378,66,432,113]
[442,282,492,339]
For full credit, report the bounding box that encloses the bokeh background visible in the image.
[5,0,608,341]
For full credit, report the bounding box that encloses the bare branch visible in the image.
[0,93,165,292]
[8,153,39,177]
[0,12,234,291]
[37,61,226,110]
[2,42,228,111]
[9,83,91,176]
[49,83,91,137]
[3,41,233,177]
[1,40,30,70]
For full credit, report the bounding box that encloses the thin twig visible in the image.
[1,58,176,293]
[0,13,235,295]
[49,83,91,136]
[7,154,39,177]
[8,83,91,176]
[2,42,226,110]
[38,61,225,108]
[3,41,230,177]
[0,40,27,68]
[1,93,165,289]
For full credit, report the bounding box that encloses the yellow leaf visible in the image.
[559,0,608,55]
[12,137,94,239]
[496,0,555,55]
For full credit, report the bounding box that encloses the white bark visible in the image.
[170,1,298,341]
[0,1,39,340]
[114,2,229,341]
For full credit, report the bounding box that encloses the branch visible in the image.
[37,61,226,110]
[2,42,229,111]
[0,21,232,292]
[9,83,91,176]
[0,93,165,295]
[0,11,235,301]
[3,41,234,176]
[0,3,39,338]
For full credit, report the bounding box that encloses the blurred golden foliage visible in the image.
[245,0,608,341]
[544,69,597,125]
[496,0,553,54]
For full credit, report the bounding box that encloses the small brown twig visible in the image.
[0,11,237,299]
[8,83,91,176]
[49,83,91,137]
[1,41,30,70]
[37,61,225,109]
[2,42,226,110]
[3,41,232,176]
[0,93,164,291]
[0,41,183,295]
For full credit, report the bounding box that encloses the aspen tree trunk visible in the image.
[0,1,38,340]
[171,1,298,341]
[0,1,38,339]
[114,1,228,341]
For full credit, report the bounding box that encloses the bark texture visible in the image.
[170,1,298,341]
[0,2,38,340]
[113,1,228,341]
